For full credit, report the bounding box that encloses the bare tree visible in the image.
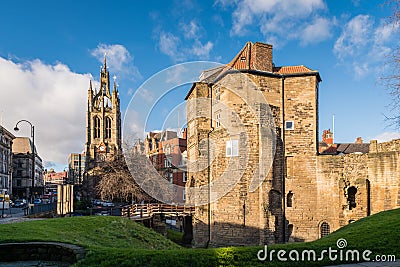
[384,0,400,125]
[95,154,153,203]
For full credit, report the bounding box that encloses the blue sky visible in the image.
[0,0,398,171]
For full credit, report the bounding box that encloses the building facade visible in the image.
[68,153,86,184]
[12,137,44,199]
[185,41,400,247]
[145,130,187,204]
[44,169,68,185]
[85,55,122,170]
[0,126,15,194]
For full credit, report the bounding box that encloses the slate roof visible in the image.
[320,143,370,155]
[336,143,370,154]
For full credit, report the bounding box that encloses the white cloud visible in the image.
[182,20,201,39]
[159,32,181,60]
[334,15,398,78]
[191,40,213,57]
[334,15,373,60]
[372,132,400,142]
[226,0,327,45]
[91,43,141,80]
[0,57,91,168]
[158,27,214,61]
[301,17,333,45]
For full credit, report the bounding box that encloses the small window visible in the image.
[287,191,293,207]
[164,158,171,168]
[183,189,186,201]
[182,172,187,183]
[320,222,330,237]
[347,186,357,210]
[216,113,220,128]
[240,56,246,61]
[226,140,239,157]
[285,121,294,130]
[215,86,220,101]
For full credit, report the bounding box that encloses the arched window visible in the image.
[105,117,112,139]
[287,191,293,207]
[347,186,357,210]
[320,222,330,237]
[94,116,100,139]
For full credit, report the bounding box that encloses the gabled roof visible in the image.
[273,65,314,74]
[336,143,370,154]
[320,143,370,155]
[186,41,322,99]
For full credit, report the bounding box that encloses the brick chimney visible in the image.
[253,42,273,72]
[355,137,363,144]
[182,128,187,139]
[322,129,333,145]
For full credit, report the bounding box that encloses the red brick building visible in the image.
[145,129,187,203]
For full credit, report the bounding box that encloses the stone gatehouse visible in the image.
[185,41,400,247]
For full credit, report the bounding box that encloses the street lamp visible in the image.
[14,120,35,203]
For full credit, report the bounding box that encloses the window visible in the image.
[182,172,187,183]
[94,116,101,138]
[168,172,173,183]
[164,158,171,168]
[287,191,293,207]
[17,180,21,187]
[216,113,221,128]
[226,140,239,157]
[215,86,220,101]
[183,189,186,201]
[347,186,357,210]
[285,121,294,130]
[320,222,330,237]
[240,56,246,61]
[105,117,112,139]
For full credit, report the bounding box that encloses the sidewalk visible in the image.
[325,260,400,267]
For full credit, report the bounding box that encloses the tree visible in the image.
[95,154,153,203]
[385,0,400,126]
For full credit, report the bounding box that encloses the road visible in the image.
[0,207,32,224]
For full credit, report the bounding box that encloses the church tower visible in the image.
[85,54,122,170]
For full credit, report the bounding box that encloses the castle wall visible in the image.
[286,145,400,243]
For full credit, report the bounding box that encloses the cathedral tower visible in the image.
[85,55,121,169]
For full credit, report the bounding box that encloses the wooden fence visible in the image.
[121,204,194,220]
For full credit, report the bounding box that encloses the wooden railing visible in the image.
[121,204,194,220]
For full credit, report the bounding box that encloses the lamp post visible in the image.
[14,120,35,204]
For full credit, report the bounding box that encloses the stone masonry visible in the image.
[185,41,400,247]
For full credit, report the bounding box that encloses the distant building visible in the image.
[68,153,86,184]
[12,137,44,199]
[145,129,187,203]
[44,169,68,185]
[0,125,15,194]
[85,55,122,170]
[319,129,369,155]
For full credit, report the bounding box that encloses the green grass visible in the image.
[0,209,398,266]
[0,216,181,250]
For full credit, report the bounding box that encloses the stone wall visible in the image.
[0,242,85,264]
[285,141,400,242]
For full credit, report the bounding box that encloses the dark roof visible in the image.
[320,143,370,155]
[336,143,370,154]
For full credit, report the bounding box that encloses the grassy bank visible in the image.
[0,209,398,266]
